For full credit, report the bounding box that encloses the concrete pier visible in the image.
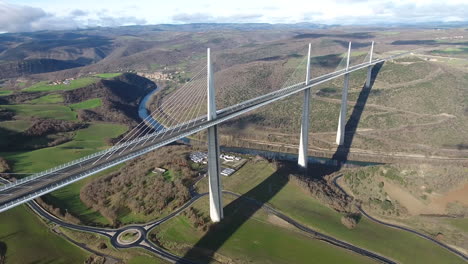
[298,43,312,169]
[206,48,223,222]
[336,42,352,146]
[365,41,374,89]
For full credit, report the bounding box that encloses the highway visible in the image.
[0,52,407,213]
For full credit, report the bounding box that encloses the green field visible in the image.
[128,255,166,264]
[0,90,12,96]
[28,93,64,104]
[69,98,102,110]
[44,165,125,226]
[0,120,32,132]
[24,78,99,92]
[0,206,88,263]
[0,104,77,120]
[151,197,376,264]
[94,73,122,78]
[0,120,32,146]
[0,123,127,174]
[0,122,128,232]
[197,160,466,264]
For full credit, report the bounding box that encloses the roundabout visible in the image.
[112,226,146,247]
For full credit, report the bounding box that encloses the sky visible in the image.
[1,0,467,33]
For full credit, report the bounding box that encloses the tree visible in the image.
[97,242,107,250]
[0,157,10,173]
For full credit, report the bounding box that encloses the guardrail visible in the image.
[0,148,110,191]
[0,117,207,193]
[0,121,212,212]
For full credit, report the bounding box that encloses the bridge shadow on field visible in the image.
[179,63,384,263]
[181,165,291,262]
[332,62,383,164]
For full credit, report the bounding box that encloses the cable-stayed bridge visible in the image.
[0,42,407,222]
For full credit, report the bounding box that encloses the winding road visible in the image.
[3,159,467,263]
[3,49,466,262]
[332,174,468,262]
[28,185,397,264]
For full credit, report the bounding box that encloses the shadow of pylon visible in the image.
[180,164,293,263]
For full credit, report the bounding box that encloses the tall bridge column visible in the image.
[206,48,223,222]
[365,41,374,88]
[336,42,352,146]
[298,43,312,169]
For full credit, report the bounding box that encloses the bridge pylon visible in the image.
[336,42,352,146]
[298,43,312,169]
[206,48,223,223]
[366,41,374,88]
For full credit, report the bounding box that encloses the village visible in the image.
[50,77,75,85]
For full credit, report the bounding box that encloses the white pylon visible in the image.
[336,42,352,146]
[298,43,312,169]
[206,48,223,222]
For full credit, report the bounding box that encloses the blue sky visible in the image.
[1,0,468,32]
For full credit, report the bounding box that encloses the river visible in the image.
[138,87,164,131]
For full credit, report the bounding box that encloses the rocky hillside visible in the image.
[0,59,84,79]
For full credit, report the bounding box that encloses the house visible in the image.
[152,167,167,173]
[221,168,235,176]
[189,152,208,163]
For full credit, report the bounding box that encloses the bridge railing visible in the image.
[0,52,409,193]
[0,149,113,191]
[0,115,209,192]
[0,117,217,212]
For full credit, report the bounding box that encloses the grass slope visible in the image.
[446,218,468,233]
[0,104,76,120]
[95,73,122,78]
[69,98,102,110]
[128,255,167,264]
[197,160,466,264]
[1,123,127,174]
[28,94,64,104]
[0,120,32,132]
[152,197,375,264]
[0,90,12,96]
[44,165,125,225]
[0,123,128,262]
[0,206,88,263]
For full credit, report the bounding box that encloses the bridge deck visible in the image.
[0,53,407,212]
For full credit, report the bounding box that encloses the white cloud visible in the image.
[0,1,147,32]
[2,0,468,32]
